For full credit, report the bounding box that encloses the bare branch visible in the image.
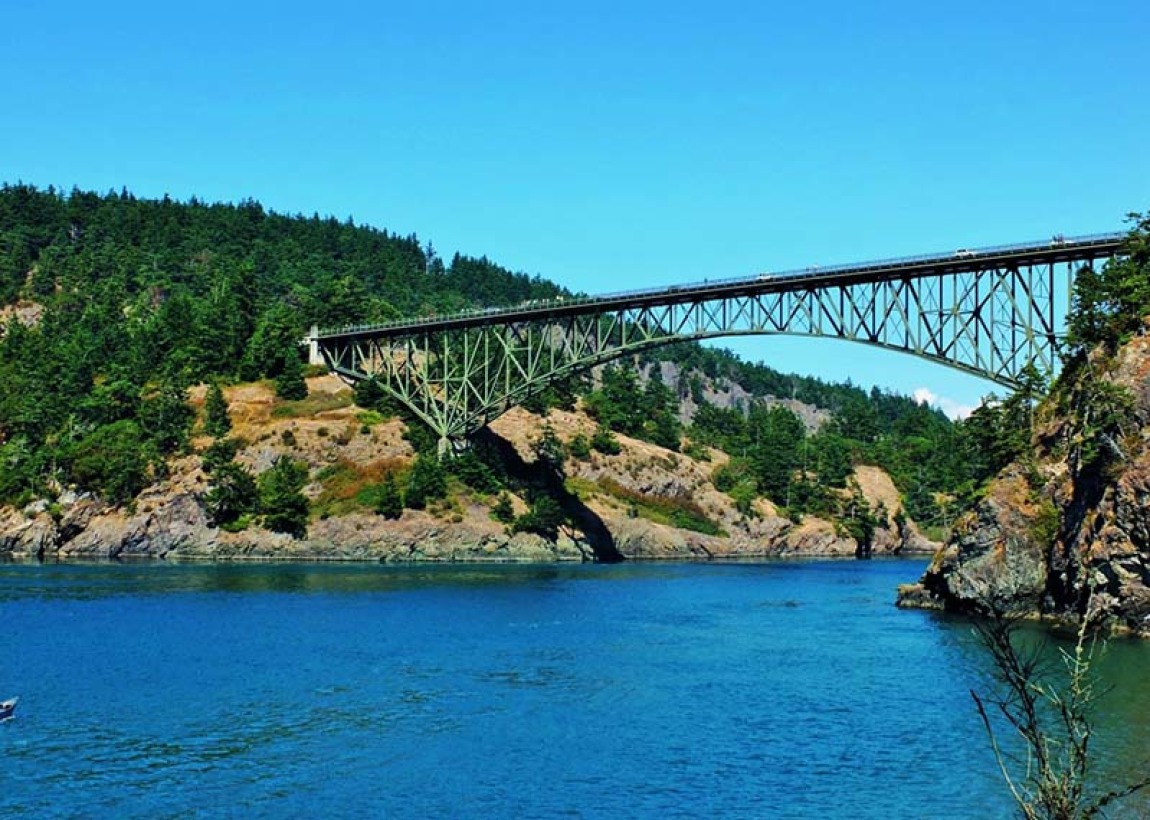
[969,597,1150,819]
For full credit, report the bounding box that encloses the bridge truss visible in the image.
[311,233,1124,447]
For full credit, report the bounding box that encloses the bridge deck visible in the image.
[316,232,1124,340]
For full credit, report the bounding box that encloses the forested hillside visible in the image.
[0,183,991,539]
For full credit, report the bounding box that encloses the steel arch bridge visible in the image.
[308,232,1125,448]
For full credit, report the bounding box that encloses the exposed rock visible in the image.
[57,497,108,544]
[913,468,1049,613]
[0,300,44,331]
[899,330,1150,636]
[0,508,57,559]
[894,582,944,611]
[61,493,216,559]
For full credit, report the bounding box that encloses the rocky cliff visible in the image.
[0,376,935,564]
[898,328,1150,636]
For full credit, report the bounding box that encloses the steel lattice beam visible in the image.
[311,233,1124,445]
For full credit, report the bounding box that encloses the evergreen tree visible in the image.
[1065,212,1150,356]
[512,492,566,540]
[807,431,852,488]
[0,437,42,506]
[203,381,231,438]
[353,376,386,410]
[405,453,447,509]
[491,492,515,524]
[532,422,566,472]
[258,456,309,538]
[139,379,195,455]
[79,378,141,427]
[201,437,240,473]
[447,449,502,494]
[241,304,303,382]
[641,368,682,451]
[747,404,805,505]
[205,461,259,529]
[584,366,645,436]
[275,349,308,401]
[374,473,403,519]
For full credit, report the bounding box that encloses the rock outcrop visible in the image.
[899,331,1150,636]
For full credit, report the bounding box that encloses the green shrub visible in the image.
[567,433,592,460]
[590,424,621,455]
[491,492,515,524]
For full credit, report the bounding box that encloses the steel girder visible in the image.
[316,256,1087,443]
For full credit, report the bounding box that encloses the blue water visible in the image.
[2,559,1149,819]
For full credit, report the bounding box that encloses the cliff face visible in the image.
[899,330,1150,636]
[0,376,935,564]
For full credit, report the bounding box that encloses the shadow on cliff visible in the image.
[1048,462,1111,610]
[473,427,624,564]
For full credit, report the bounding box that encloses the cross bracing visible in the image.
[310,232,1125,445]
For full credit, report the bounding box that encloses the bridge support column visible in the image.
[436,436,471,460]
[306,326,323,366]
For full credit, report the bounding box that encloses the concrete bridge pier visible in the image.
[306,326,323,366]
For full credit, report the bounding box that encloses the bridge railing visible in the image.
[315,231,1125,338]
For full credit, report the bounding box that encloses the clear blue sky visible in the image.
[3,1,1146,416]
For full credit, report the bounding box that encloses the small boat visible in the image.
[0,697,17,720]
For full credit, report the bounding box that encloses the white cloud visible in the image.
[913,387,976,420]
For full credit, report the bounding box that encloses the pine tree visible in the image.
[641,369,682,451]
[240,304,303,382]
[258,456,309,538]
[205,461,259,529]
[139,379,195,455]
[747,404,805,505]
[405,454,447,510]
[204,382,231,438]
[374,473,403,519]
[353,376,386,410]
[491,492,515,524]
[275,349,308,401]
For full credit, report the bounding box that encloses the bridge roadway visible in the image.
[314,232,1124,340]
[308,231,1127,446]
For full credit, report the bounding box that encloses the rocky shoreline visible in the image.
[0,484,937,565]
[0,378,940,567]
